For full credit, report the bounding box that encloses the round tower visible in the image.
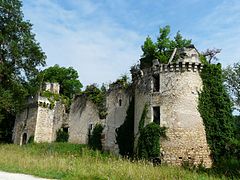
[132,47,212,167]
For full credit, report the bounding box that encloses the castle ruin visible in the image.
[12,46,212,167]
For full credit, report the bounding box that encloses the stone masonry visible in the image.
[132,47,212,167]
[13,46,212,167]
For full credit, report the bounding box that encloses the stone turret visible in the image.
[43,82,60,94]
[132,46,212,167]
[12,82,67,145]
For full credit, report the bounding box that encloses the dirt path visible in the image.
[0,171,51,180]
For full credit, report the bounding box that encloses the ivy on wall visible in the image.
[198,63,235,163]
[88,124,104,151]
[136,104,166,160]
[115,98,134,157]
[81,85,107,119]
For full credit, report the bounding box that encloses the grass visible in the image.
[0,143,225,180]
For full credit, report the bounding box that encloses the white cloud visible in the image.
[22,0,143,86]
[194,0,240,66]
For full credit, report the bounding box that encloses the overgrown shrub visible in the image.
[213,157,240,178]
[56,129,69,142]
[136,104,166,160]
[28,136,34,144]
[137,123,166,159]
[115,98,134,157]
[88,124,104,151]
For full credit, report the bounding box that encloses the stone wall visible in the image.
[44,82,60,94]
[52,101,68,141]
[13,95,67,144]
[68,95,101,144]
[12,97,38,144]
[133,55,212,167]
[103,86,131,153]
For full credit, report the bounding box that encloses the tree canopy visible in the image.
[223,62,240,111]
[0,0,46,142]
[39,64,82,98]
[140,25,191,69]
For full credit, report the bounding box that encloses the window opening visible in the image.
[50,83,54,92]
[153,74,160,92]
[22,133,27,145]
[119,99,122,107]
[153,106,160,125]
[63,127,68,133]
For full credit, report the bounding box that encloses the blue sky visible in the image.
[22,0,240,86]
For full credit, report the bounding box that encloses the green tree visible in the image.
[40,65,82,98]
[137,123,166,160]
[0,0,46,142]
[140,36,158,69]
[140,26,191,69]
[223,62,240,111]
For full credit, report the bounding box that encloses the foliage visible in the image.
[28,136,34,144]
[88,124,104,151]
[140,26,191,69]
[56,129,69,142]
[138,104,148,132]
[82,84,107,119]
[39,64,82,98]
[110,74,130,89]
[198,63,236,162]
[41,90,71,111]
[0,0,46,142]
[137,123,166,160]
[0,143,222,180]
[202,48,221,64]
[115,98,134,157]
[136,104,166,160]
[223,62,240,111]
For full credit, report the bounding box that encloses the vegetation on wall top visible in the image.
[81,84,107,119]
[109,75,130,90]
[140,25,192,69]
[38,64,83,99]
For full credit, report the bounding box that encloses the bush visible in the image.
[28,136,34,144]
[88,124,104,151]
[213,157,240,178]
[56,129,69,142]
[137,122,166,160]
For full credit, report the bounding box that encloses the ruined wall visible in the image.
[34,96,67,143]
[12,97,38,144]
[52,101,68,141]
[133,55,212,167]
[68,95,101,144]
[103,86,131,153]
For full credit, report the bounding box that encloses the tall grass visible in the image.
[0,143,224,179]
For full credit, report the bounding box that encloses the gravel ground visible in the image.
[0,171,51,180]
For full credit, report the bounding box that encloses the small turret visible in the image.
[43,82,60,94]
